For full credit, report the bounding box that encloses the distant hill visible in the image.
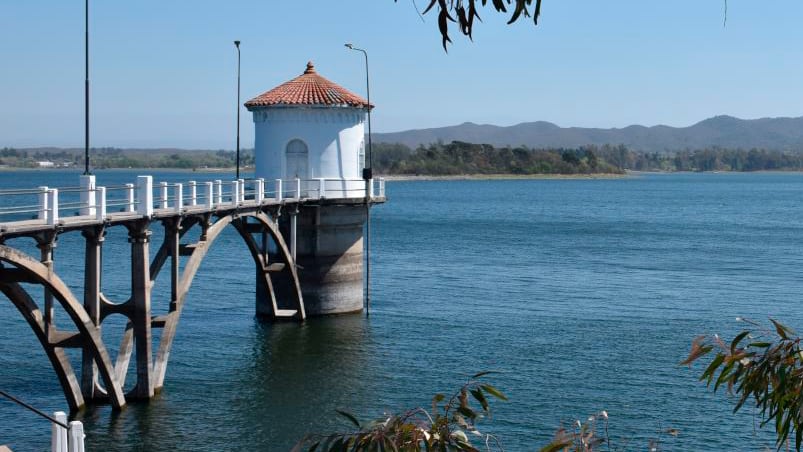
[373,116,803,152]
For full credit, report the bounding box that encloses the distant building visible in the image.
[245,61,372,198]
[37,161,55,168]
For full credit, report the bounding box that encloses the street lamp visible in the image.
[84,0,90,174]
[345,43,374,317]
[344,43,372,181]
[234,40,241,179]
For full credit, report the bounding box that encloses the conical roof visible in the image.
[245,61,371,110]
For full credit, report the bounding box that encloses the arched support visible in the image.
[150,211,305,391]
[0,245,126,411]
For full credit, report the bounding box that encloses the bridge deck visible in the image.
[0,175,385,237]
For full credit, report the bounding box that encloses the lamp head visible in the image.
[344,43,353,49]
[234,40,241,47]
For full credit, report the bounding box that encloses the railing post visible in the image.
[79,174,96,216]
[52,411,68,452]
[294,178,301,199]
[159,182,168,209]
[68,421,85,452]
[174,183,183,213]
[125,183,135,212]
[238,179,245,203]
[368,178,375,199]
[379,178,385,197]
[215,180,223,205]
[205,182,214,209]
[275,179,283,202]
[255,178,265,203]
[47,189,59,226]
[95,186,106,221]
[38,186,49,221]
[136,175,153,217]
[318,178,325,199]
[188,181,197,206]
[231,181,240,205]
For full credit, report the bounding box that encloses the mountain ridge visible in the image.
[374,115,803,152]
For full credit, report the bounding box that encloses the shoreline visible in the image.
[380,173,629,181]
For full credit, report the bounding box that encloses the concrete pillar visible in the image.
[159,182,168,209]
[80,174,96,216]
[189,181,197,206]
[174,183,183,213]
[276,204,366,315]
[38,186,49,221]
[47,189,59,225]
[275,179,283,202]
[95,187,106,221]
[214,180,223,205]
[204,182,214,209]
[231,181,240,205]
[136,176,153,217]
[52,412,68,452]
[81,227,104,400]
[128,224,154,399]
[125,183,135,212]
[255,178,265,203]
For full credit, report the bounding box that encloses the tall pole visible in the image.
[345,44,372,180]
[84,0,90,175]
[234,40,241,180]
[345,43,373,317]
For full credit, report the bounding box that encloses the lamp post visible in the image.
[345,43,374,317]
[344,43,372,181]
[234,40,241,179]
[84,0,90,175]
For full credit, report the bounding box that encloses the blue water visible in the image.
[2,170,802,450]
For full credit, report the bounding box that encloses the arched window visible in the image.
[358,140,366,173]
[285,139,308,179]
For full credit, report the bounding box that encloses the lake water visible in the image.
[1,170,802,450]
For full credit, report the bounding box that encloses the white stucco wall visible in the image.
[251,106,366,198]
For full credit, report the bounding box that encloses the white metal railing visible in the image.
[0,175,386,228]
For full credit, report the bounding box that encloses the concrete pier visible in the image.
[0,174,383,410]
[284,203,367,316]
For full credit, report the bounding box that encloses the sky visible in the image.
[1,1,803,149]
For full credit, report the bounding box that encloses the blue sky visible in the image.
[1,1,802,149]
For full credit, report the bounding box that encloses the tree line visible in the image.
[4,142,802,174]
[373,141,803,175]
[0,147,255,170]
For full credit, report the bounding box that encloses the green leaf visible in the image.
[701,353,725,383]
[539,441,572,452]
[731,330,750,353]
[457,406,477,420]
[770,319,790,340]
[748,342,772,348]
[480,384,508,401]
[469,388,489,411]
[335,410,361,429]
[471,371,496,379]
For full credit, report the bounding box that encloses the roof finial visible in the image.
[304,61,316,74]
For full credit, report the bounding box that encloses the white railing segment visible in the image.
[0,175,385,229]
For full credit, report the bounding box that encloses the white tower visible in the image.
[244,61,375,316]
[245,61,370,198]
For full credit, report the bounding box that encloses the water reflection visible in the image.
[229,316,374,449]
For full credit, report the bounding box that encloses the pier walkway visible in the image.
[0,174,385,411]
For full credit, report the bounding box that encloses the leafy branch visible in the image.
[681,318,803,450]
[292,372,508,451]
[398,0,542,51]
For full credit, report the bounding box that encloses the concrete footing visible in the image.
[275,203,366,316]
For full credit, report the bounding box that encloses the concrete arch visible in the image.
[151,210,305,390]
[0,245,126,411]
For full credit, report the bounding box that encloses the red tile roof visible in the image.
[245,61,372,110]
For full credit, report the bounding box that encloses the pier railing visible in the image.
[0,176,386,230]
